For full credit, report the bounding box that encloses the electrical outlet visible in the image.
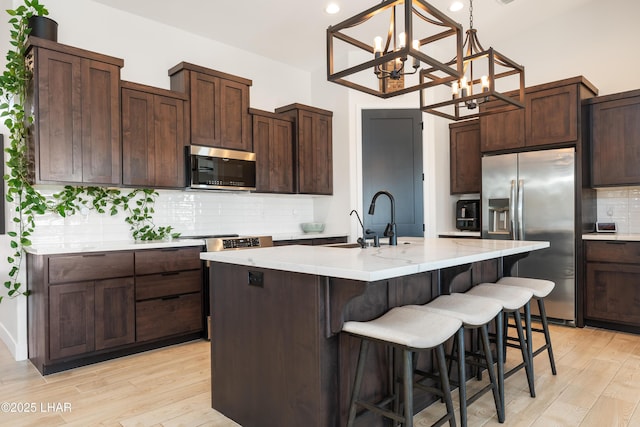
[248,270,264,287]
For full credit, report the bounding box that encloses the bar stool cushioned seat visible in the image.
[465,283,536,400]
[497,277,554,299]
[497,276,557,375]
[343,306,461,427]
[343,306,462,349]
[406,293,505,426]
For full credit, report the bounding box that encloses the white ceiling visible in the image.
[93,0,595,72]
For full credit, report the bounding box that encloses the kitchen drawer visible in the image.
[135,247,202,275]
[584,241,640,264]
[136,292,202,342]
[135,269,202,301]
[49,252,134,284]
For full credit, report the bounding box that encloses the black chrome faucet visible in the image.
[368,190,397,246]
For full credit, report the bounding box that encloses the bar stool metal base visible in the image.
[497,277,557,376]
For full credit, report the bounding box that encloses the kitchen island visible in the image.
[201,237,549,427]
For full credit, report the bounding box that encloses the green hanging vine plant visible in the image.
[0,0,179,303]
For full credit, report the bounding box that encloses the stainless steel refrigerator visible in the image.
[482,148,576,324]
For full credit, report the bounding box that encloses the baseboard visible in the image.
[0,321,27,360]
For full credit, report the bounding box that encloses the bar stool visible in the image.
[406,293,505,427]
[497,276,557,375]
[343,306,461,427]
[465,283,536,402]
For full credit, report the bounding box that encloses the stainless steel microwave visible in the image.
[187,145,256,191]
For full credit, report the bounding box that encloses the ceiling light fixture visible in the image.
[449,1,464,12]
[325,3,340,14]
[326,0,464,98]
[420,0,525,120]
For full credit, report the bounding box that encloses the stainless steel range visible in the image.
[205,235,273,252]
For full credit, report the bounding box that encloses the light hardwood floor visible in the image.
[1,323,640,426]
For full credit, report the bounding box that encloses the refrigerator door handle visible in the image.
[517,179,524,240]
[509,180,517,240]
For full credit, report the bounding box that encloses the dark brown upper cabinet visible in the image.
[169,62,252,152]
[250,108,295,193]
[480,100,525,152]
[449,120,481,194]
[587,89,640,187]
[526,83,579,147]
[121,81,188,189]
[480,76,597,153]
[275,103,333,195]
[26,37,123,185]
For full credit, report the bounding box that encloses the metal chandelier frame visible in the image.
[420,0,525,121]
[326,0,464,98]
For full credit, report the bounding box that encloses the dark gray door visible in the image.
[362,109,423,238]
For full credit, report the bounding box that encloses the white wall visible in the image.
[494,0,639,97]
[0,0,27,360]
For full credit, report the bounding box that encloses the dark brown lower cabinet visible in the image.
[95,277,136,350]
[136,293,202,342]
[48,281,96,360]
[48,277,136,360]
[585,262,640,326]
[583,240,640,331]
[27,246,203,374]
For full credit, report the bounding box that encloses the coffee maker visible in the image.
[456,199,480,231]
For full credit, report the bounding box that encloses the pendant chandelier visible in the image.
[327,0,464,98]
[420,0,525,120]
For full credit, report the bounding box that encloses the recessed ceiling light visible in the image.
[325,3,340,14]
[449,1,464,12]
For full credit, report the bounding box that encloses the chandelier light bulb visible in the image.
[374,36,383,58]
[412,39,420,68]
[398,32,407,49]
[460,76,468,97]
[452,80,459,96]
[481,75,489,91]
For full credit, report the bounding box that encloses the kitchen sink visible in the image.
[324,243,362,248]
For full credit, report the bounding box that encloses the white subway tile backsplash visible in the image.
[28,187,317,244]
[596,187,640,234]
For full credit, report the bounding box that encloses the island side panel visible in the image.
[210,262,338,427]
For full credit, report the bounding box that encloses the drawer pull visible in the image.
[160,248,180,252]
[604,241,626,245]
[161,295,180,301]
[82,253,107,257]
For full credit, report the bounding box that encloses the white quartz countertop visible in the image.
[201,237,550,282]
[583,233,640,241]
[24,239,206,255]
